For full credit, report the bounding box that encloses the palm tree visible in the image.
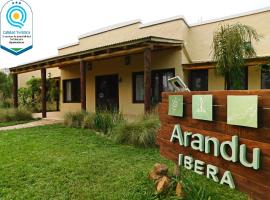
[212,23,261,90]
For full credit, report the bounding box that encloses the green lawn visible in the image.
[0,120,36,128]
[0,125,247,200]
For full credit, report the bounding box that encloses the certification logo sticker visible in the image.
[0,0,33,55]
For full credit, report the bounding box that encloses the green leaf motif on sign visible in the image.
[192,95,213,121]
[168,95,183,117]
[227,95,258,128]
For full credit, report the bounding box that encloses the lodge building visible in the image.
[10,7,270,118]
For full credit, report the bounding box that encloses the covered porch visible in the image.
[10,36,183,118]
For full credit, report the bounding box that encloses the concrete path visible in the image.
[0,119,63,131]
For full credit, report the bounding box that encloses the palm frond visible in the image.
[211,23,262,89]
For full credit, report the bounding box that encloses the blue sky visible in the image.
[0,0,270,68]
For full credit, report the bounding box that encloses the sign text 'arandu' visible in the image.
[170,124,260,189]
[157,90,270,200]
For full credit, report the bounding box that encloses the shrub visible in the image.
[18,77,60,112]
[110,114,160,147]
[64,111,124,133]
[64,111,86,128]
[0,108,33,122]
[81,113,95,129]
[93,111,124,134]
[0,98,12,108]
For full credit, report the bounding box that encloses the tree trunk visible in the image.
[224,73,230,90]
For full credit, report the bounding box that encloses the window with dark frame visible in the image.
[261,66,270,89]
[189,70,208,91]
[132,69,175,104]
[132,72,144,103]
[63,78,81,103]
[228,67,248,90]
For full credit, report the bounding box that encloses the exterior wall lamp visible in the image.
[124,55,131,65]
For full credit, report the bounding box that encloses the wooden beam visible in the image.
[12,73,18,108]
[80,60,86,111]
[51,58,81,67]
[54,47,148,68]
[144,48,152,114]
[11,45,180,74]
[83,46,147,62]
[246,60,268,66]
[41,68,47,118]
[183,66,215,70]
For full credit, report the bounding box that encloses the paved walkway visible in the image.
[0,119,63,131]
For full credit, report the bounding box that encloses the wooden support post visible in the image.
[12,73,18,108]
[41,68,47,118]
[144,48,152,114]
[80,60,86,111]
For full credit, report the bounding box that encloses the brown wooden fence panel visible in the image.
[157,90,270,200]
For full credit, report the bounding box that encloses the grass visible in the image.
[0,125,247,200]
[0,120,37,128]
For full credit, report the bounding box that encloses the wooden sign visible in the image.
[157,90,270,200]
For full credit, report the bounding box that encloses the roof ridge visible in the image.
[140,15,188,28]
[78,19,141,39]
[190,6,270,27]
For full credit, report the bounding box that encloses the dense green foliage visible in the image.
[0,71,12,108]
[18,77,59,112]
[0,125,246,199]
[212,23,261,89]
[0,108,33,122]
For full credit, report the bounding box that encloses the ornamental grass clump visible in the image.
[64,111,86,128]
[0,108,32,122]
[110,114,160,148]
[81,113,95,129]
[64,110,124,134]
[93,111,124,134]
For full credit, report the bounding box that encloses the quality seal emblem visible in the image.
[0,0,33,55]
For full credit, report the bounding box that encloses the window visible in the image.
[132,72,144,103]
[228,67,248,90]
[189,70,208,91]
[132,69,175,103]
[261,66,270,89]
[63,79,81,103]
[152,69,174,104]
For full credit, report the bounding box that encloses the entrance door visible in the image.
[95,75,119,111]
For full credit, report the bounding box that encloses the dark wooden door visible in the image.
[95,75,119,111]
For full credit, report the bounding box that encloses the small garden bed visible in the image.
[0,108,34,128]
[64,111,160,147]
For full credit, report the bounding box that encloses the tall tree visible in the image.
[212,23,261,90]
[0,71,12,102]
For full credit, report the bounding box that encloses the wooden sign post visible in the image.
[157,90,270,200]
